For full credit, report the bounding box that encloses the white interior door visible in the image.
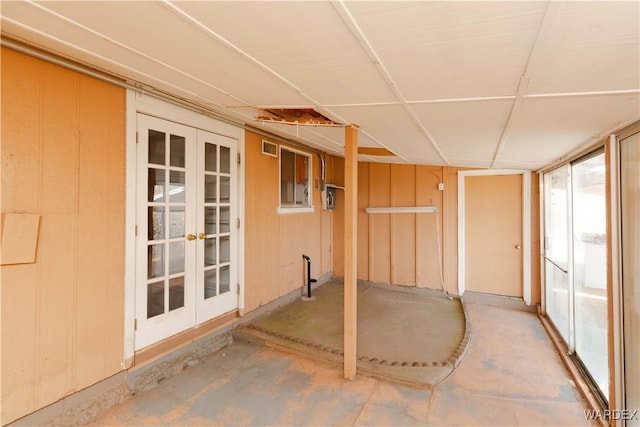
[135,115,238,350]
[195,130,238,323]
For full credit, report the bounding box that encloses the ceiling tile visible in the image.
[172,1,397,105]
[527,2,640,94]
[411,99,513,167]
[498,93,640,169]
[347,1,547,100]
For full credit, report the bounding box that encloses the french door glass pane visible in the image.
[204,269,217,299]
[572,153,608,399]
[148,244,165,279]
[220,266,230,294]
[170,134,185,167]
[205,143,217,172]
[205,175,217,203]
[148,169,165,202]
[545,167,570,342]
[169,277,185,311]
[147,281,164,318]
[220,146,230,174]
[148,130,165,165]
[148,207,165,240]
[169,171,186,203]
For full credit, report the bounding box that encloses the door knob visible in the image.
[199,233,207,240]
[515,244,521,249]
[186,234,196,241]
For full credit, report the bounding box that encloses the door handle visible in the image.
[515,244,521,249]
[199,233,207,240]
[186,234,196,241]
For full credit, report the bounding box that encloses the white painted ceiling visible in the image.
[2,1,639,169]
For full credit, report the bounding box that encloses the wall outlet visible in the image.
[438,182,445,191]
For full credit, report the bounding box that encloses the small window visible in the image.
[279,146,313,213]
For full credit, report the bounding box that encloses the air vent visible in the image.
[262,140,278,158]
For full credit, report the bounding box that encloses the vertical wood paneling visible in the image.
[369,163,391,283]
[390,165,416,285]
[357,162,369,280]
[1,48,126,425]
[243,132,332,313]
[330,156,345,277]
[415,166,444,288]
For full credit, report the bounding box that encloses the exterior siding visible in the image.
[1,48,126,425]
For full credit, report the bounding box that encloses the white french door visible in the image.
[135,114,237,350]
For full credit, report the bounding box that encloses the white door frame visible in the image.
[457,169,532,304]
[123,91,245,363]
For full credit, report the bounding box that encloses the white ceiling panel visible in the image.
[2,1,638,171]
[22,1,310,106]
[330,104,444,164]
[346,1,546,100]
[411,99,513,166]
[497,93,640,169]
[527,2,640,94]
[172,1,397,106]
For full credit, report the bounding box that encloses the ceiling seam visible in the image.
[161,2,353,130]
[20,0,255,109]
[491,1,561,168]
[332,0,450,166]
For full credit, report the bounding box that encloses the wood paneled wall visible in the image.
[243,132,334,312]
[335,163,540,301]
[1,48,126,425]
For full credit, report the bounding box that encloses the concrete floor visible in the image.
[90,302,594,426]
[240,281,467,387]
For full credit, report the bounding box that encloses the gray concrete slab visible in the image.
[90,301,594,426]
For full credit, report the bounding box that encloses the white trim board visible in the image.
[457,169,532,305]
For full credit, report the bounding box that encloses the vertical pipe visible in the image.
[344,125,359,380]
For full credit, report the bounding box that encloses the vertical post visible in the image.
[344,125,358,380]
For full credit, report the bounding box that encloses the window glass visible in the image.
[280,147,311,208]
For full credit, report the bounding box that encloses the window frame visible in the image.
[277,145,314,214]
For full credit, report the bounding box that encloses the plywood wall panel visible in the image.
[1,49,42,213]
[34,215,76,408]
[390,165,416,285]
[357,162,369,280]
[1,48,126,424]
[368,163,391,283]
[415,166,444,288]
[1,265,38,421]
[243,132,332,313]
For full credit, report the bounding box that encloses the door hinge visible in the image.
[237,153,241,165]
[237,285,240,295]
[135,225,138,236]
[136,131,139,144]
[134,319,138,331]
[236,218,240,229]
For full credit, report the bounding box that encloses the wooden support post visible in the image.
[344,125,359,380]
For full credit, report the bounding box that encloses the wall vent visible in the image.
[262,140,278,158]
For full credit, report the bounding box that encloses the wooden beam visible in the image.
[344,125,359,380]
[357,147,394,157]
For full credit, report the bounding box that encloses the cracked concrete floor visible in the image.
[90,303,594,426]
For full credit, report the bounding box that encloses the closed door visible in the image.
[135,114,237,350]
[465,174,523,297]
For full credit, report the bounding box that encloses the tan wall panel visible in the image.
[415,166,445,288]
[357,162,369,280]
[390,165,416,285]
[1,48,126,424]
[243,132,333,313]
[329,156,345,277]
[0,265,38,420]
[368,163,391,283]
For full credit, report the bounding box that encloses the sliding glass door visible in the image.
[544,150,609,402]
